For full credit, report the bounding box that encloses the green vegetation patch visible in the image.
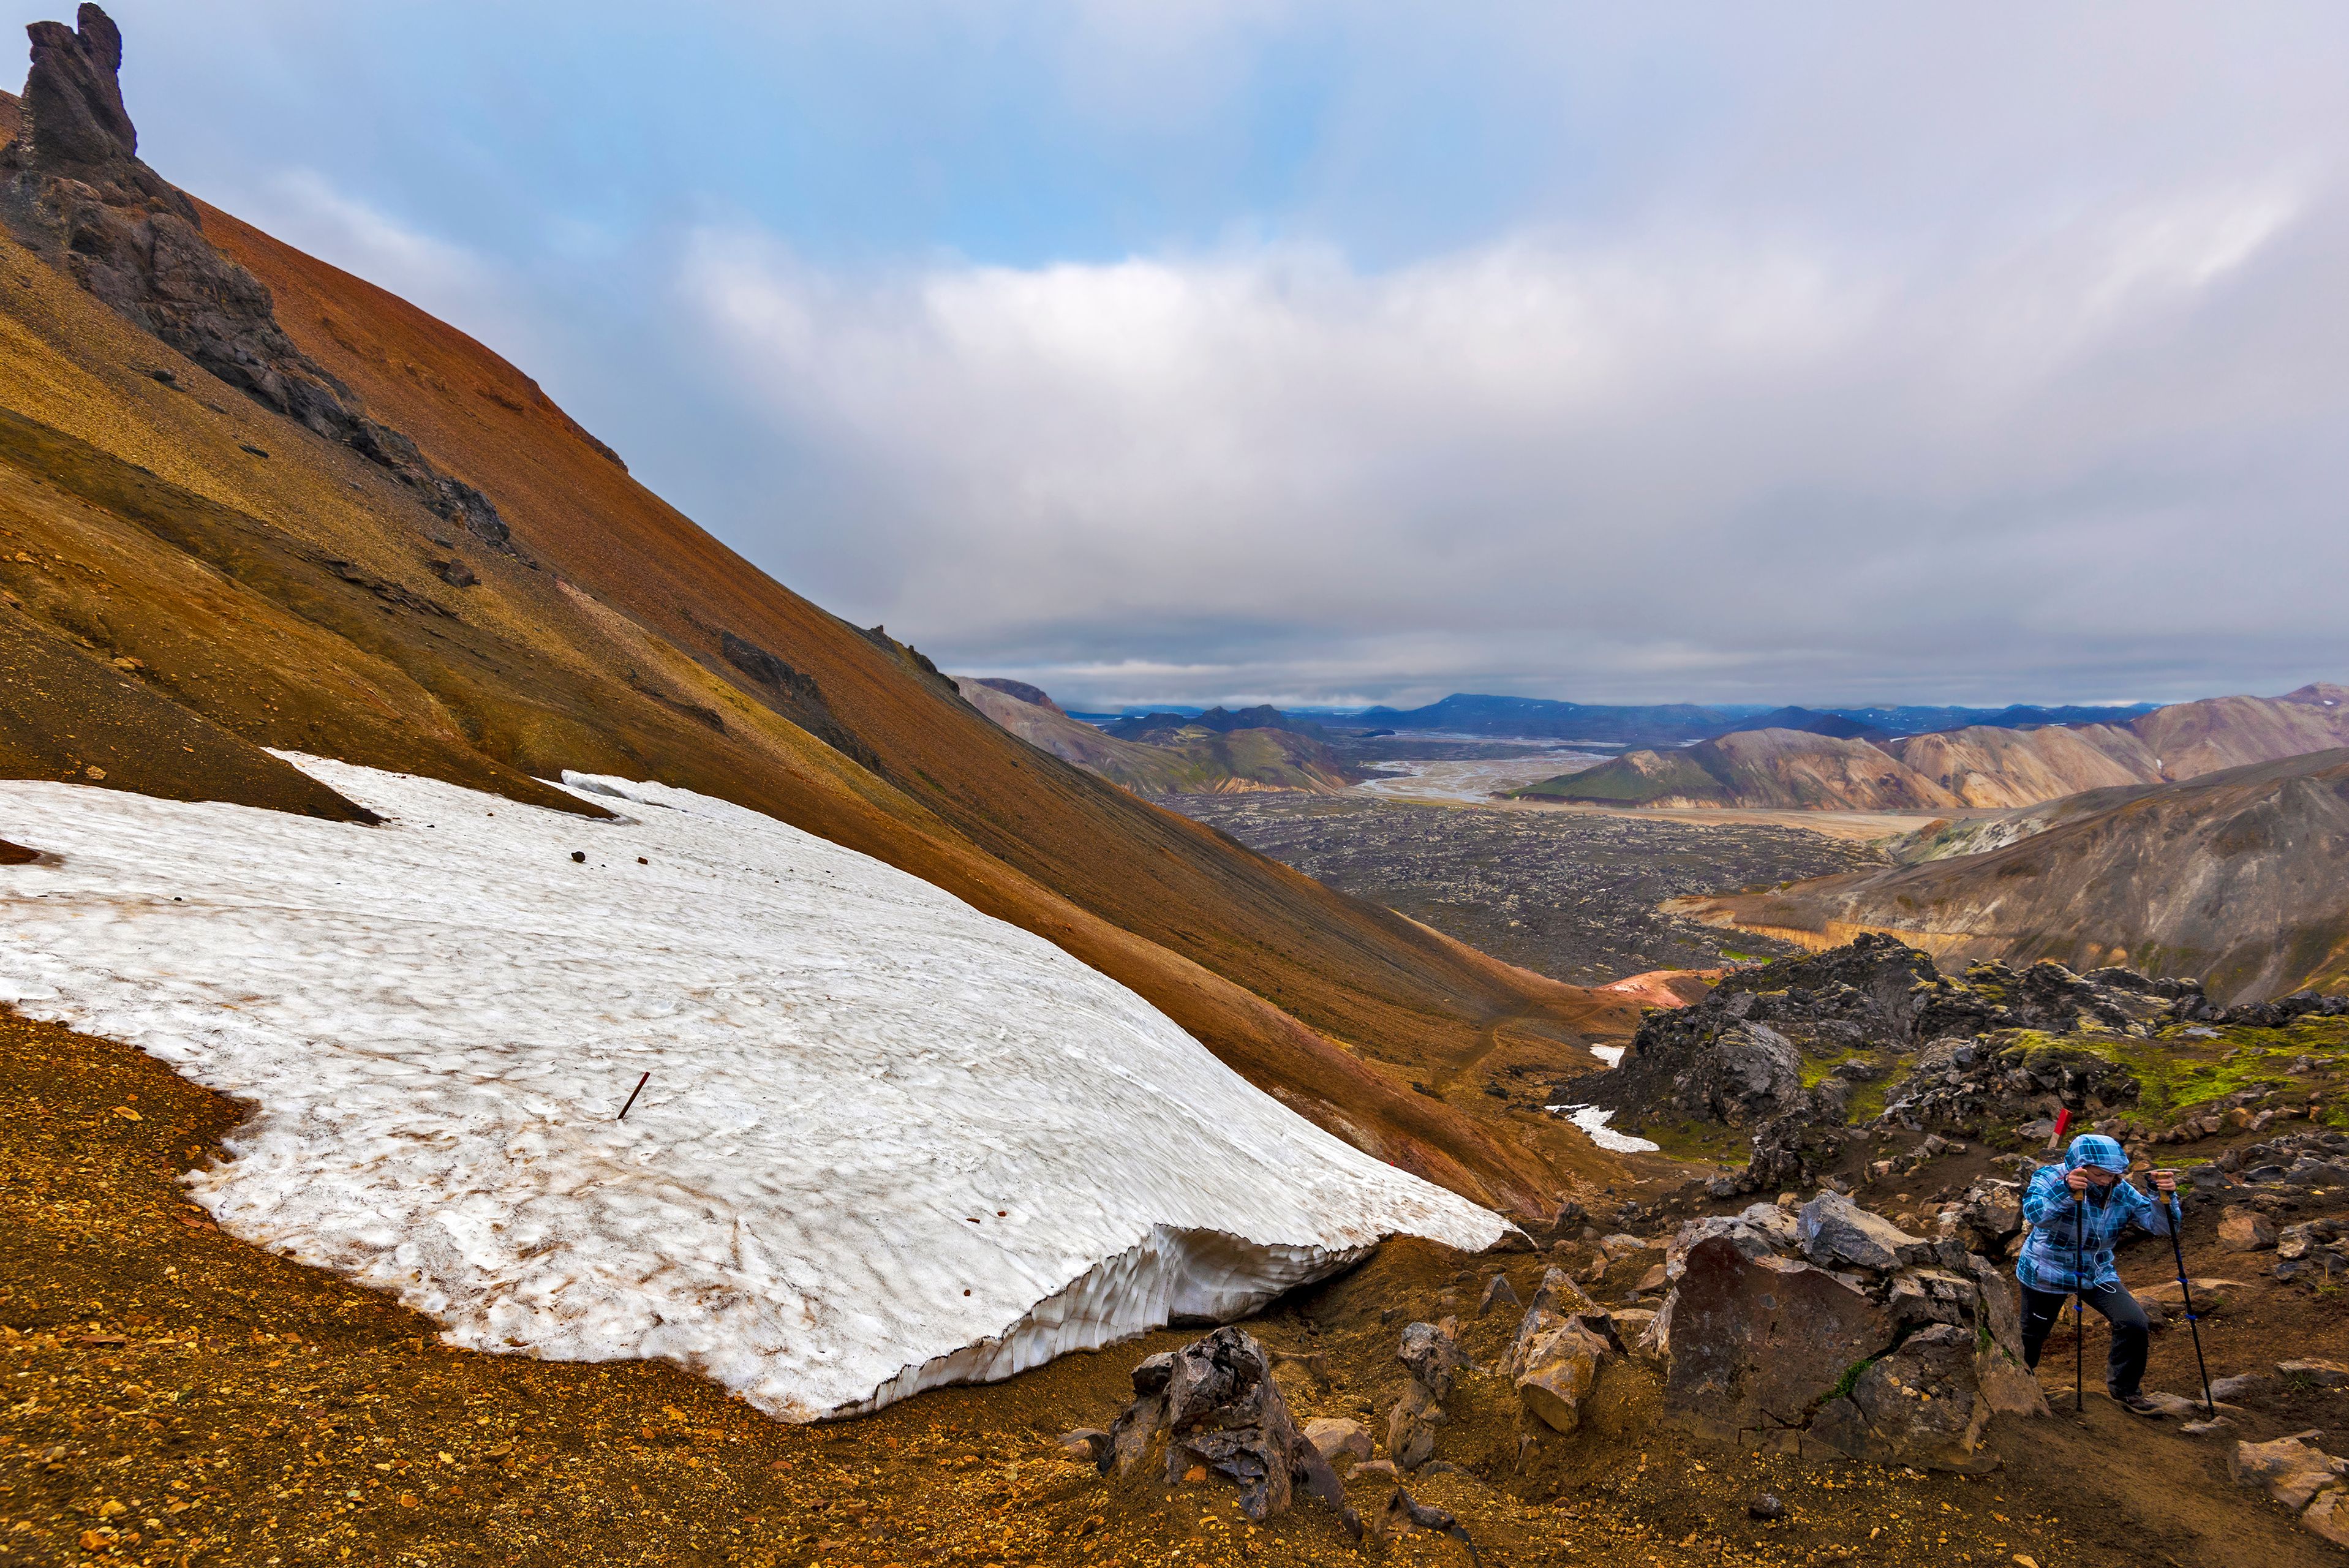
[1641,1118,1751,1164]
[1988,1018,2349,1128]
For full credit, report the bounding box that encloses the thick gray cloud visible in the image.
[76,1,2349,707]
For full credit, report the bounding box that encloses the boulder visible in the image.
[1397,1321,1469,1403]
[1810,1324,1994,1472]
[2139,1278,2245,1316]
[1611,1307,1659,1356]
[1302,1418,1372,1471]
[2280,1360,2349,1389]
[1387,1320,1468,1474]
[1884,1268,1975,1330]
[2302,1488,2349,1548]
[1798,1191,1928,1273]
[2219,1207,2279,1252]
[1500,1268,1596,1375]
[2233,1432,2349,1512]
[1476,1273,1521,1316]
[1148,1327,1357,1531]
[1382,1488,1479,1561]
[1966,1258,2048,1419]
[1387,1382,1441,1474]
[1664,1203,1799,1281]
[1660,1235,1893,1433]
[2283,1159,2349,1189]
[1515,1319,1610,1436]
[1059,1428,1112,1466]
[2208,1373,2273,1403]
[1952,1180,2025,1255]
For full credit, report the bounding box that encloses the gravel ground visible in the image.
[1164,794,1889,986]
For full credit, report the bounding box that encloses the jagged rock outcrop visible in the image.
[1387,1319,1466,1471]
[1569,935,2277,1189]
[0,6,510,546]
[1499,1268,1617,1435]
[1106,1328,1357,1534]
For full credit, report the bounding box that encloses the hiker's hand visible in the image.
[2151,1169,2177,1195]
[2065,1169,2091,1197]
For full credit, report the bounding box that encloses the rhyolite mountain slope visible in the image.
[1666,748,2349,1003]
[1514,728,1966,811]
[0,9,1639,1218]
[1518,687,2349,814]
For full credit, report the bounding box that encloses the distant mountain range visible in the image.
[1099,704,1332,743]
[1354,692,2162,744]
[1515,685,2349,813]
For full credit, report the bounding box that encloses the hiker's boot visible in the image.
[2113,1392,2165,1417]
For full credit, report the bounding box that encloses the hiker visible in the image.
[2015,1133,2179,1416]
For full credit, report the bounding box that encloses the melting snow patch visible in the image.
[1547,1104,1660,1153]
[0,760,1502,1419]
[1589,1045,1625,1068]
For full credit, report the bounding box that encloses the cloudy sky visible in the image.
[89,1,2349,709]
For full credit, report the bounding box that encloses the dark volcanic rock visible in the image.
[1659,1236,1891,1433]
[1111,1328,1357,1534]
[716,630,881,770]
[1797,1191,1928,1273]
[1809,1321,1996,1472]
[1575,934,2213,1184]
[1,7,510,548]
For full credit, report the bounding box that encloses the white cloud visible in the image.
[677,176,2343,706]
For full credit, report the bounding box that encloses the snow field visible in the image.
[0,759,1504,1417]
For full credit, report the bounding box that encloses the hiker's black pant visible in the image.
[2019,1281,2151,1397]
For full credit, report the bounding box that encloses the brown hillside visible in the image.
[1517,728,1962,811]
[1668,748,2349,1003]
[954,677,1355,794]
[0,42,1637,1218]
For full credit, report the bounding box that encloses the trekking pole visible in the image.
[2073,1185,2086,1414]
[2161,1182,2215,1417]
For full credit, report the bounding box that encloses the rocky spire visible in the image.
[21,6,133,173]
[1,7,511,550]
[10,4,184,217]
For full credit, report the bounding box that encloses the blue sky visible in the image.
[72,1,2349,707]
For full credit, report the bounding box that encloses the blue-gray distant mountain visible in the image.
[1717,706,1887,740]
[1354,693,1736,744]
[1360,692,2166,744]
[1102,704,1332,743]
[1824,702,2163,734]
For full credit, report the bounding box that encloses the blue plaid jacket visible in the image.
[2015,1166,2178,1292]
